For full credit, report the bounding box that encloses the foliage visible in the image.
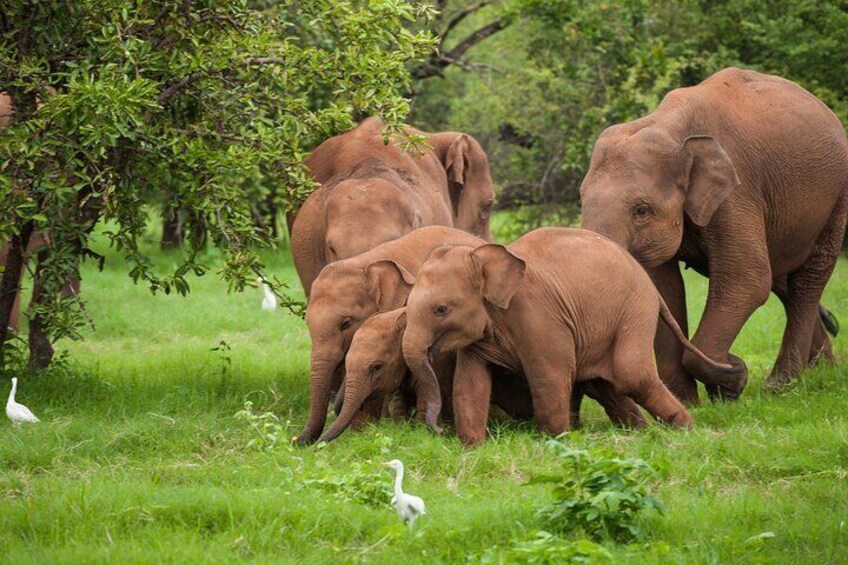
[526,440,664,542]
[413,0,848,227]
[234,399,295,452]
[302,459,393,508]
[479,531,612,565]
[0,0,435,362]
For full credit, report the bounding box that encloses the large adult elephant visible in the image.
[580,68,848,402]
[289,117,495,296]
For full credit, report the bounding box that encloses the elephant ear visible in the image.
[394,309,408,332]
[365,260,416,312]
[682,135,740,227]
[470,244,526,309]
[443,134,492,216]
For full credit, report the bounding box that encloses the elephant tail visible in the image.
[819,304,839,337]
[657,295,734,372]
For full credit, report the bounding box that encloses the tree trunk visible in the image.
[161,204,184,249]
[27,247,54,370]
[0,222,34,362]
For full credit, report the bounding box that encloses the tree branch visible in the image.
[441,2,491,43]
[413,19,505,80]
[156,57,288,106]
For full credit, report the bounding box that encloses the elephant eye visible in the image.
[480,201,494,219]
[433,305,449,317]
[633,203,652,218]
[370,362,383,373]
[340,318,352,331]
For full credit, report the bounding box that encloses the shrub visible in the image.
[526,440,664,542]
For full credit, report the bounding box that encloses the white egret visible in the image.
[383,459,426,525]
[6,377,39,426]
[258,277,277,311]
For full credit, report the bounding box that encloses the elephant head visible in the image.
[579,126,740,266]
[401,244,525,432]
[318,308,409,443]
[429,133,495,242]
[296,260,414,444]
[323,169,422,261]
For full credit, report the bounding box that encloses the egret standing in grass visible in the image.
[258,277,277,311]
[6,378,39,427]
[383,459,425,525]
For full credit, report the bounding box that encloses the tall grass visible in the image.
[1,223,846,564]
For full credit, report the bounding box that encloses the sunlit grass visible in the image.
[1,222,847,563]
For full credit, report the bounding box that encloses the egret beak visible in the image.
[381,461,390,467]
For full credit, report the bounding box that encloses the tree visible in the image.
[0,0,435,367]
[412,0,848,225]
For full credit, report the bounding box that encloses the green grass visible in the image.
[2,225,847,564]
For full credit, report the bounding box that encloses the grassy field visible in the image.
[1,222,847,564]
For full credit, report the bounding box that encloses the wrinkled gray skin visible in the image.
[295,226,484,445]
[580,67,848,402]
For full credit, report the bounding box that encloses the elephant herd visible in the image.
[292,68,848,446]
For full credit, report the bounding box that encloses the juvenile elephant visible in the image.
[399,228,732,445]
[318,307,647,443]
[580,67,848,401]
[295,226,485,445]
[289,117,495,296]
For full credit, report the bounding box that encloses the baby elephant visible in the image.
[401,228,731,445]
[318,306,649,443]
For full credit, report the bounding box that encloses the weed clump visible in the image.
[527,439,664,542]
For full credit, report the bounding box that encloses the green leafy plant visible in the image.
[526,440,664,542]
[234,400,293,452]
[302,460,391,507]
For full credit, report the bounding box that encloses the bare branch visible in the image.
[413,19,505,80]
[441,2,491,42]
[443,19,504,62]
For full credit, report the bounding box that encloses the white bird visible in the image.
[258,277,277,311]
[383,459,426,525]
[6,377,39,426]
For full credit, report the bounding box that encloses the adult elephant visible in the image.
[289,117,495,296]
[580,67,848,402]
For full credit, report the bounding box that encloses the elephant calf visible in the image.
[318,307,647,443]
[400,228,732,446]
[295,226,485,445]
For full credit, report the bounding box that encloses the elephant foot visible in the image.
[763,352,808,393]
[703,354,748,402]
[415,408,444,435]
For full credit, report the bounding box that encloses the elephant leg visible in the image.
[772,276,833,365]
[613,332,693,428]
[582,379,648,428]
[683,244,771,401]
[648,262,699,404]
[516,328,575,437]
[766,200,847,390]
[453,350,492,446]
[569,385,585,428]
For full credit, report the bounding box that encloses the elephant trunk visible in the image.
[402,330,443,433]
[318,379,372,443]
[296,350,343,445]
[580,212,630,250]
